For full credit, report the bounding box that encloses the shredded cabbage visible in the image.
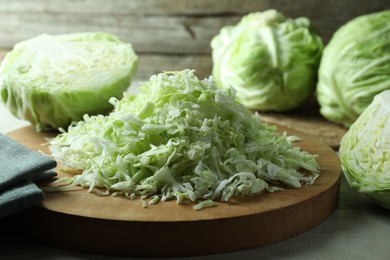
[48,70,320,209]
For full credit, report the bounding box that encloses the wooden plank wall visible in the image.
[0,0,389,80]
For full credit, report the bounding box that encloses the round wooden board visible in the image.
[258,96,348,150]
[7,125,341,257]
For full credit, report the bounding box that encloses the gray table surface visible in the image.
[1,106,389,260]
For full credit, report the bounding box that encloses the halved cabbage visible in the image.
[0,32,138,131]
[340,90,390,209]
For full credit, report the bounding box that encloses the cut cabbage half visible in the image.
[340,90,390,209]
[0,32,138,131]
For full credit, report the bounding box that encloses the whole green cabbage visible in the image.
[340,90,390,209]
[211,9,323,111]
[0,32,138,131]
[317,10,390,127]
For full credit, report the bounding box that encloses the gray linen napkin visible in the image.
[0,133,57,218]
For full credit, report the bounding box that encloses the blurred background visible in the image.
[0,0,389,81]
[0,0,389,140]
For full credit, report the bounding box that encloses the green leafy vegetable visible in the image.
[211,9,323,111]
[317,10,390,127]
[340,90,390,209]
[48,69,320,209]
[0,32,138,131]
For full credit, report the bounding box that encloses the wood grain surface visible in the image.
[1,0,389,80]
[1,0,389,50]
[7,124,341,257]
[260,97,348,150]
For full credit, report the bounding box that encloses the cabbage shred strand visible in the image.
[48,70,320,209]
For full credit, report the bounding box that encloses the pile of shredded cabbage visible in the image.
[48,70,320,210]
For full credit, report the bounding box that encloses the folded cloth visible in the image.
[0,133,57,218]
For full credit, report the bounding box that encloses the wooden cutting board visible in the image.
[7,124,341,257]
[259,96,348,150]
